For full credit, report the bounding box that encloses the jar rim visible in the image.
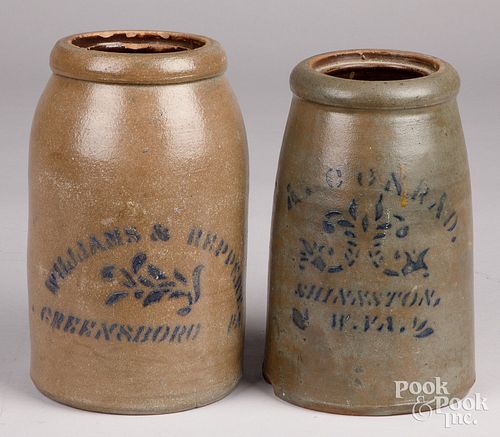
[290,49,460,109]
[50,30,227,85]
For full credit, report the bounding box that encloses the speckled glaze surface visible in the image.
[263,49,474,415]
[28,30,248,414]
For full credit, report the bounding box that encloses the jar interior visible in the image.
[314,51,440,81]
[71,32,205,53]
[326,65,427,81]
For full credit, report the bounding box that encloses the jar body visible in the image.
[264,95,474,414]
[29,72,247,413]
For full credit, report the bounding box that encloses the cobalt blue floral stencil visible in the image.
[101,252,204,316]
[299,193,430,278]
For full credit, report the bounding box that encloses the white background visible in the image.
[0,1,498,435]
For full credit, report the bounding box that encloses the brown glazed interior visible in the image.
[317,51,440,81]
[72,32,205,53]
[326,65,428,81]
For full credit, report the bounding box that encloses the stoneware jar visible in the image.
[264,49,474,415]
[28,30,248,414]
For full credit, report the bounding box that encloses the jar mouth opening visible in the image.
[291,49,458,109]
[325,65,428,81]
[71,31,205,54]
[50,30,226,85]
[313,51,441,82]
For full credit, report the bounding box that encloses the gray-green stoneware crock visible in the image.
[264,49,474,415]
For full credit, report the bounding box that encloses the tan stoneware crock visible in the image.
[264,49,474,415]
[28,30,248,414]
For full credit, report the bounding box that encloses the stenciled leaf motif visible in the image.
[132,253,147,274]
[415,319,428,331]
[143,290,166,307]
[105,291,129,305]
[120,268,136,288]
[174,270,187,284]
[137,275,155,288]
[177,307,192,316]
[415,327,434,338]
[292,307,309,331]
[147,264,166,280]
[101,252,204,315]
[169,290,190,302]
[337,220,355,228]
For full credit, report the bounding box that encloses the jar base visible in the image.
[263,370,475,416]
[31,372,242,415]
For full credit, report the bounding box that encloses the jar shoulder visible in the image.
[30,74,247,168]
